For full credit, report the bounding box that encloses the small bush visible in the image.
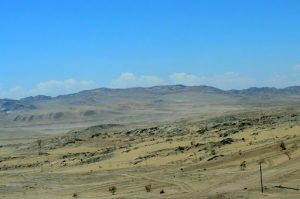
[280,141,287,150]
[210,149,216,156]
[240,161,246,171]
[145,184,152,192]
[109,185,117,195]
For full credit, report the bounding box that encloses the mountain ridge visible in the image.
[2,84,300,103]
[1,85,300,127]
[3,84,300,100]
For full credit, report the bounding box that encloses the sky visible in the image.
[0,0,300,99]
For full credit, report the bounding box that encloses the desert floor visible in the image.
[1,109,300,199]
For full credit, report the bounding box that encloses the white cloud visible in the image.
[111,72,255,90]
[0,79,98,99]
[169,72,255,90]
[169,73,203,86]
[111,72,165,88]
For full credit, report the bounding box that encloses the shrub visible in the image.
[280,141,287,150]
[145,184,152,192]
[109,185,117,195]
[240,161,246,171]
[210,149,216,156]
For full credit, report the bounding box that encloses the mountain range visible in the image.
[1,85,300,127]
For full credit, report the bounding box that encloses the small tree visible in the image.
[109,185,117,195]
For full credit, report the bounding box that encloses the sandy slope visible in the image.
[1,109,300,198]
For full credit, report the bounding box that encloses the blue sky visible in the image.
[1,0,300,98]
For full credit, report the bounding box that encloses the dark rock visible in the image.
[175,146,190,152]
[220,138,234,145]
[207,155,224,161]
[83,110,96,116]
[220,129,239,137]
[197,127,208,134]
[54,112,64,119]
[83,153,113,164]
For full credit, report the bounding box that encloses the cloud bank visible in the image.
[111,72,165,88]
[111,65,300,90]
[111,71,255,90]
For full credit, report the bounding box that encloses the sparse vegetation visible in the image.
[1,106,300,198]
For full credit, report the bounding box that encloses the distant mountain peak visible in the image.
[20,95,52,102]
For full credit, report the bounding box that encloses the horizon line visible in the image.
[2,84,300,101]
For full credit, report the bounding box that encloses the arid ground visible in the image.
[1,86,300,198]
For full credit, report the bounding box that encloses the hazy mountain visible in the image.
[20,95,53,103]
[1,85,300,127]
[228,86,300,95]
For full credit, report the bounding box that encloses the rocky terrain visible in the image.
[1,105,300,198]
